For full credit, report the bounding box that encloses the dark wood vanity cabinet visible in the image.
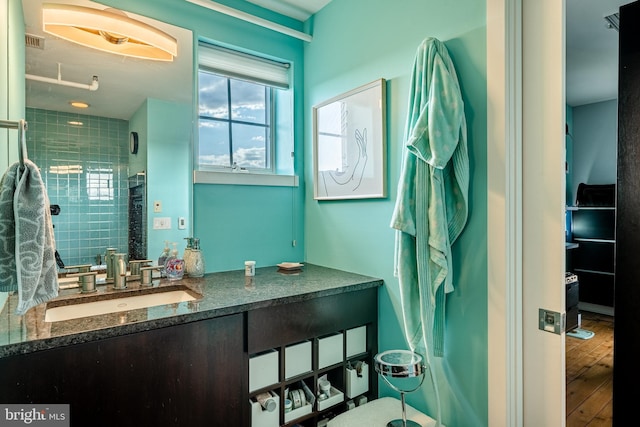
[0,314,246,427]
[247,288,379,427]
[0,287,378,427]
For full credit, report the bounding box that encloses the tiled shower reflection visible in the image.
[26,108,129,268]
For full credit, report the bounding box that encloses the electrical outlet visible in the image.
[178,217,186,229]
[153,200,162,213]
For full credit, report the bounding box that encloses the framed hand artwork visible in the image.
[313,78,387,200]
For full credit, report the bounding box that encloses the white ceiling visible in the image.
[22,0,628,120]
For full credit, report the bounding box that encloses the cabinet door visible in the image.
[0,314,245,427]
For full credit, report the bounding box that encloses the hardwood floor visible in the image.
[566,311,614,427]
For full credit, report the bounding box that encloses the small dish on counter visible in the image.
[277,262,304,271]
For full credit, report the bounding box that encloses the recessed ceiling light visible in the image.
[42,4,178,61]
[67,120,83,126]
[70,101,89,109]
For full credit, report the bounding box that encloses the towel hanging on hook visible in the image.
[0,119,59,314]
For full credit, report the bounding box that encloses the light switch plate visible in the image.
[153,217,171,230]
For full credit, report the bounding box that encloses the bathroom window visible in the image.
[86,169,114,201]
[198,71,272,170]
[197,42,291,174]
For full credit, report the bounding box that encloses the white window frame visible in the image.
[197,71,275,173]
[195,42,297,187]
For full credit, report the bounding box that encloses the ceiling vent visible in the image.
[25,33,45,49]
[604,12,620,32]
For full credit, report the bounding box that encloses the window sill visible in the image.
[193,170,299,187]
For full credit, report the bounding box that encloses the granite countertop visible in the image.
[0,264,382,359]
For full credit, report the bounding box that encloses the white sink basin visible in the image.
[45,289,198,322]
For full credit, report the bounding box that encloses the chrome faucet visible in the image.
[129,260,153,279]
[140,266,163,286]
[112,253,127,290]
[105,248,117,283]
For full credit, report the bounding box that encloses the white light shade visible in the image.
[42,3,178,61]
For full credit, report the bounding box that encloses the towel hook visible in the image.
[0,119,28,170]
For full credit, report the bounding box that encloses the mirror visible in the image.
[22,0,193,269]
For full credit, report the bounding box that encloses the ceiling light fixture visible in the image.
[42,3,178,61]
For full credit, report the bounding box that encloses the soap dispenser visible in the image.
[158,240,170,270]
[164,242,185,281]
[186,238,205,278]
[183,237,194,273]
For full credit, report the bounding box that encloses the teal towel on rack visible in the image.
[0,160,58,315]
[390,38,469,357]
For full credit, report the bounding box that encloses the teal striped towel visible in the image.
[0,160,58,315]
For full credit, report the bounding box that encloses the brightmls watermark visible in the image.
[0,405,69,426]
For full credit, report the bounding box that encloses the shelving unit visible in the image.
[567,206,615,315]
[246,288,378,427]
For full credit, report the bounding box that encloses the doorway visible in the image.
[565,1,624,424]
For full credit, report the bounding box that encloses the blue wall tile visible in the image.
[26,108,129,268]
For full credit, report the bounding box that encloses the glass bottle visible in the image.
[186,238,205,278]
[158,240,170,271]
[183,237,194,274]
[164,242,185,281]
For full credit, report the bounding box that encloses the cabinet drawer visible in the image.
[318,333,344,369]
[285,341,312,379]
[250,392,279,427]
[346,326,367,358]
[249,350,279,392]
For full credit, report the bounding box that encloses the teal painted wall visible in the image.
[128,105,147,178]
[145,98,192,260]
[304,1,488,426]
[5,0,489,423]
[100,0,306,272]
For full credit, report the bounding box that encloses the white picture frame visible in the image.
[313,79,387,200]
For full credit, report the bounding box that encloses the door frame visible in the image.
[487,0,566,426]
